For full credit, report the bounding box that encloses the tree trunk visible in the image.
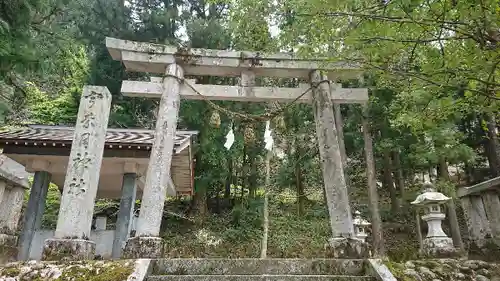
[225,156,233,199]
[436,155,464,252]
[483,114,500,177]
[436,156,464,252]
[416,210,423,252]
[447,198,465,253]
[296,163,305,217]
[248,146,258,199]
[464,162,474,184]
[383,149,399,214]
[242,143,248,201]
[192,131,208,223]
[249,163,257,199]
[192,183,208,225]
[215,185,222,213]
[438,157,450,181]
[392,150,405,199]
[295,138,306,216]
[260,151,271,258]
[362,105,385,257]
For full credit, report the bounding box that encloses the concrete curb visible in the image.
[127,259,154,281]
[366,259,397,281]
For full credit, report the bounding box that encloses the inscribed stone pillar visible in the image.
[42,86,112,261]
[112,172,137,259]
[310,70,369,258]
[0,183,25,245]
[124,63,183,258]
[18,171,51,261]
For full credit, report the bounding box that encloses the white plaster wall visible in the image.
[29,230,116,260]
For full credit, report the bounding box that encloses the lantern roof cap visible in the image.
[411,182,451,206]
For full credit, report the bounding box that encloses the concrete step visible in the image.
[147,275,376,281]
[153,259,367,276]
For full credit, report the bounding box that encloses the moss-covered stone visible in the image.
[153,259,366,276]
[1,266,21,277]
[0,241,18,264]
[385,258,500,281]
[123,236,163,259]
[146,276,375,281]
[54,262,133,281]
[384,260,416,281]
[42,238,96,261]
[0,260,134,281]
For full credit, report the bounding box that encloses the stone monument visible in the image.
[411,183,459,258]
[352,211,371,243]
[42,86,112,260]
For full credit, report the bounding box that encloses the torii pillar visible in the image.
[310,71,370,258]
[122,64,184,258]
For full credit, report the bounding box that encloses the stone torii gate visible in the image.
[106,37,371,258]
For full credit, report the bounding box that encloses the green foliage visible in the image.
[0,21,87,126]
[23,82,79,125]
[42,184,62,229]
[162,193,330,258]
[386,240,419,262]
[0,0,70,75]
[23,177,61,229]
[434,180,457,197]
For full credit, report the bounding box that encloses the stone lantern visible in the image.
[411,183,458,258]
[353,211,371,242]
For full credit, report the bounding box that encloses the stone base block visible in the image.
[0,233,18,246]
[42,238,96,261]
[326,237,371,258]
[421,237,460,259]
[123,236,163,259]
[0,234,18,264]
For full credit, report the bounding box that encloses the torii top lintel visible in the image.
[106,37,363,80]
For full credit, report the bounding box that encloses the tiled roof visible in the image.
[0,125,198,153]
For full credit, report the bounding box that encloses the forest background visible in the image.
[1,0,499,261]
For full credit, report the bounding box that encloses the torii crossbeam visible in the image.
[106,37,362,79]
[106,37,371,259]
